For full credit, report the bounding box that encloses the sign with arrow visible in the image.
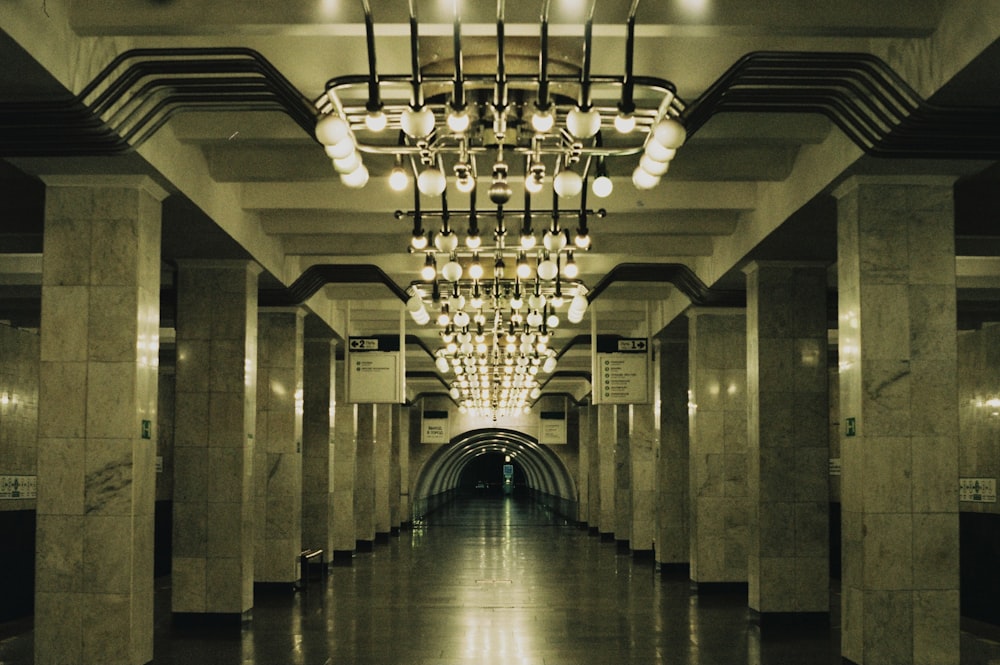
[594,335,651,404]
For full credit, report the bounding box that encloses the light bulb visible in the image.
[547,313,559,328]
[553,170,583,198]
[315,114,350,145]
[644,140,677,163]
[536,258,558,281]
[592,174,613,198]
[456,174,476,193]
[543,229,567,252]
[566,107,602,138]
[468,257,484,280]
[411,232,428,250]
[632,165,660,190]
[436,356,450,373]
[420,255,437,281]
[652,117,687,149]
[640,153,670,176]
[489,179,512,205]
[516,259,532,280]
[531,107,555,133]
[417,167,447,196]
[453,310,470,328]
[614,112,636,133]
[574,231,591,249]
[401,106,436,138]
[447,107,470,133]
[435,231,459,253]
[324,136,356,160]
[389,166,409,191]
[466,233,482,250]
[563,254,579,278]
[524,173,544,193]
[441,259,463,282]
[520,232,536,250]
[365,109,388,132]
[340,163,369,188]
[333,150,361,174]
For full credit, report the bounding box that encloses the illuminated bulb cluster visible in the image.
[314,113,369,188]
[633,117,686,190]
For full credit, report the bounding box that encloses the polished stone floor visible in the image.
[3,495,1000,664]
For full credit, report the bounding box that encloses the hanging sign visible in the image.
[594,336,650,404]
[538,410,567,444]
[421,409,450,444]
[347,335,403,403]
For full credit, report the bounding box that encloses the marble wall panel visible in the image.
[331,356,357,553]
[302,339,336,552]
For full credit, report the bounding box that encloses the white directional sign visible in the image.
[594,336,650,404]
[347,335,403,403]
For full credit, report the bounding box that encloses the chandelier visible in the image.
[311,0,686,418]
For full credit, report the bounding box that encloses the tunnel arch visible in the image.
[413,428,577,505]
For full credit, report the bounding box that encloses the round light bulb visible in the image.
[456,174,476,193]
[614,112,636,133]
[466,233,482,250]
[592,174,613,198]
[315,114,350,145]
[574,231,591,250]
[632,165,660,190]
[446,108,470,133]
[365,110,388,132]
[644,140,677,163]
[553,170,583,198]
[652,117,687,149]
[543,229,567,252]
[524,173,544,194]
[434,231,459,253]
[417,167,447,196]
[332,150,361,174]
[489,179,513,205]
[411,233,428,250]
[563,257,579,279]
[441,259,463,282]
[639,153,671,176]
[453,310,470,328]
[516,261,532,280]
[435,356,450,373]
[566,107,602,139]
[324,136,356,160]
[420,262,437,281]
[547,313,560,328]
[536,259,558,281]
[401,106,436,138]
[468,261,484,280]
[520,232,536,250]
[527,311,543,327]
[389,166,409,191]
[340,163,369,188]
[531,107,555,133]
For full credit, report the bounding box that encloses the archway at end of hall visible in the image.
[412,428,578,520]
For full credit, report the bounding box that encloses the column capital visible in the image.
[831,174,957,200]
[685,306,746,319]
[39,174,169,201]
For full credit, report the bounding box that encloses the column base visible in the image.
[374,532,391,545]
[355,539,374,552]
[599,532,615,542]
[331,550,355,565]
[615,539,631,553]
[750,610,830,638]
[172,610,252,629]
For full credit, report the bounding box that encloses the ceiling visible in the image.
[2,0,1000,407]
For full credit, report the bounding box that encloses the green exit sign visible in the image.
[141,420,152,440]
[845,417,856,437]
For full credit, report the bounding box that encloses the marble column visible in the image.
[615,405,631,548]
[629,401,658,556]
[331,356,357,563]
[687,308,748,587]
[36,176,165,665]
[597,404,617,539]
[398,404,411,526]
[171,260,259,621]
[656,336,690,571]
[389,403,402,533]
[585,406,601,534]
[834,177,959,665]
[576,405,591,526]
[302,338,336,556]
[254,309,304,585]
[354,402,376,551]
[745,261,830,619]
[374,402,392,541]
